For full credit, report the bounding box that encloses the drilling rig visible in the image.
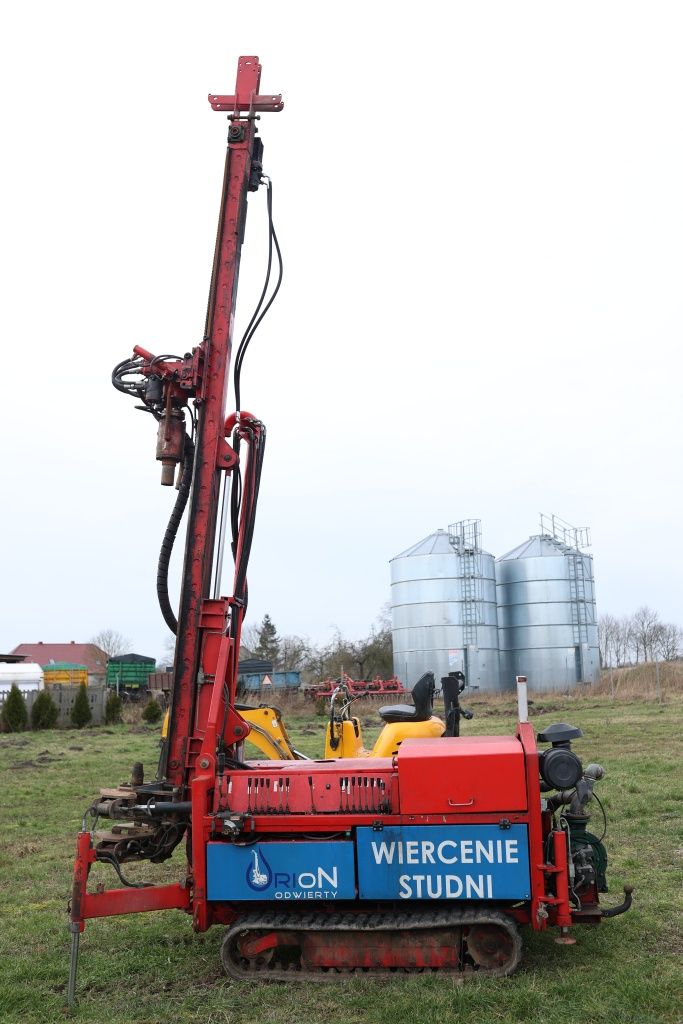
[67,55,632,1002]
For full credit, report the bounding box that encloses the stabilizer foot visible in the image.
[67,924,80,1008]
[554,926,576,945]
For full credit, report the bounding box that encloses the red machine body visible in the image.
[70,718,583,972]
[67,56,631,1001]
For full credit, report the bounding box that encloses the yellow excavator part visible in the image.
[324,717,365,758]
[324,715,445,758]
[368,716,444,756]
[161,704,297,759]
[239,704,298,760]
[162,704,444,761]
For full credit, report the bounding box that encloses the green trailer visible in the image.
[106,654,156,700]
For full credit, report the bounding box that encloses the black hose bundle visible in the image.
[233,423,265,608]
[113,175,280,650]
[226,176,280,615]
[157,434,195,634]
[233,180,282,412]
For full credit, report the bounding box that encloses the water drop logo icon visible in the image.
[246,847,273,891]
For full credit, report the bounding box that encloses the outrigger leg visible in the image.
[67,923,80,1007]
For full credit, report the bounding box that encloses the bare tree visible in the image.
[278,635,312,672]
[239,623,261,656]
[631,606,662,663]
[304,640,334,681]
[366,612,394,679]
[656,623,682,662]
[598,613,619,667]
[322,616,393,681]
[376,602,392,633]
[90,629,131,659]
[346,637,376,679]
[614,615,633,667]
[160,634,176,668]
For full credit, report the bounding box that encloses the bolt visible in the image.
[198,756,210,769]
[234,726,244,737]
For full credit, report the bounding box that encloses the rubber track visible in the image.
[221,908,522,981]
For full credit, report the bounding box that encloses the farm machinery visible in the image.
[306,673,410,703]
[67,55,632,1003]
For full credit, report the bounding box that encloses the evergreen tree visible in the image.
[2,684,28,732]
[31,689,59,730]
[142,698,162,724]
[105,691,123,725]
[254,614,280,664]
[71,683,92,729]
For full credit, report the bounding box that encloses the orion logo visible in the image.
[246,848,273,891]
[243,845,340,897]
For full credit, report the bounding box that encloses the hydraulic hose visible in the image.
[600,885,634,918]
[157,434,195,634]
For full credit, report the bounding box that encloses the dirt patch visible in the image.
[10,751,62,769]
[13,842,40,858]
[145,967,225,996]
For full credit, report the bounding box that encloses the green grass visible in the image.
[0,696,682,1023]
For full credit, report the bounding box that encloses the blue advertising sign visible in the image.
[207,840,356,902]
[356,824,530,901]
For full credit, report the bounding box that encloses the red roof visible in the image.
[11,643,109,674]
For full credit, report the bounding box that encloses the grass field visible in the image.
[1,693,682,1024]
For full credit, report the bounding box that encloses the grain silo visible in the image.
[495,515,600,690]
[390,520,502,690]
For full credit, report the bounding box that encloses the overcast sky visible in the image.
[1,2,681,662]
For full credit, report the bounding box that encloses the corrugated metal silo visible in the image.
[390,520,502,690]
[495,515,600,691]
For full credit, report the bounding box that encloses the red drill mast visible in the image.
[140,56,283,791]
[68,56,283,1000]
[166,57,282,789]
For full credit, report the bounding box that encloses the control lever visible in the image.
[441,671,470,737]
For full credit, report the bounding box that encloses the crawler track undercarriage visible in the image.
[221,909,522,980]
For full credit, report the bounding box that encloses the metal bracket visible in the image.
[209,56,283,114]
[216,438,238,471]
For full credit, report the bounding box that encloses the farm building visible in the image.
[10,642,109,686]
